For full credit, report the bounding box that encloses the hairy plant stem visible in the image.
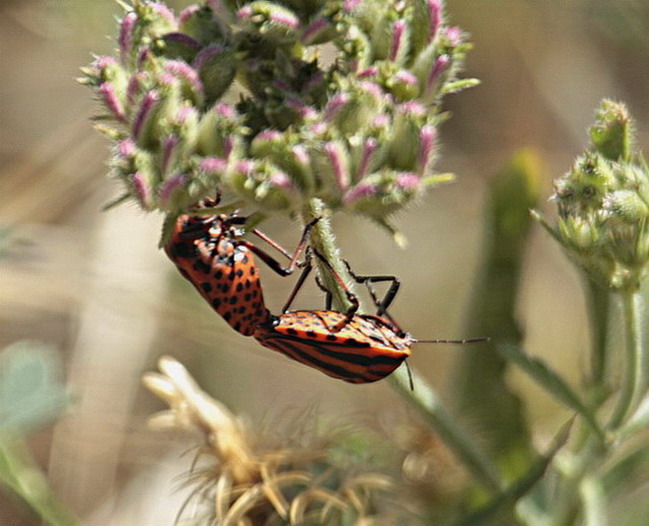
[608,291,646,429]
[584,279,611,392]
[300,198,355,313]
[300,198,503,495]
[0,435,81,526]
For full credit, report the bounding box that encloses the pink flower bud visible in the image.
[302,17,330,44]
[200,157,228,174]
[132,172,154,208]
[118,139,136,158]
[358,81,384,100]
[445,26,463,47]
[292,145,310,166]
[270,171,294,190]
[396,173,421,189]
[325,93,351,122]
[164,60,204,98]
[179,4,201,24]
[98,82,127,123]
[398,101,427,117]
[285,99,318,121]
[119,12,137,64]
[270,11,299,29]
[193,43,227,71]
[357,138,378,180]
[256,130,283,142]
[390,20,406,61]
[325,142,349,190]
[418,125,437,172]
[133,91,160,140]
[149,3,177,25]
[373,114,390,128]
[159,173,186,206]
[344,182,378,205]
[343,0,361,12]
[236,6,252,20]
[126,72,146,105]
[357,67,378,78]
[235,160,255,174]
[394,70,418,86]
[214,103,235,119]
[428,0,442,43]
[161,135,179,174]
[426,54,451,93]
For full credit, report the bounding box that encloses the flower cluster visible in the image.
[536,100,649,291]
[143,356,397,523]
[81,0,475,236]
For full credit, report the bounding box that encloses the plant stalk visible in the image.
[608,291,646,429]
[301,198,355,313]
[0,435,81,526]
[299,199,502,494]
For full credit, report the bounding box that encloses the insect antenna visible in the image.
[413,337,490,344]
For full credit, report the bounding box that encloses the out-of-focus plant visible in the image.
[144,356,402,524]
[522,99,649,525]
[0,341,78,526]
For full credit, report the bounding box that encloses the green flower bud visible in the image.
[552,153,616,214]
[340,26,372,72]
[604,190,649,223]
[197,103,246,157]
[152,32,201,63]
[388,102,428,170]
[557,215,602,254]
[589,99,632,162]
[193,44,237,105]
[236,1,300,46]
[250,131,316,193]
[227,159,300,210]
[179,4,230,45]
[344,171,423,219]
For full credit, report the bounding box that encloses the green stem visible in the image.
[0,435,81,526]
[608,291,646,429]
[389,367,503,494]
[301,198,355,312]
[584,279,611,390]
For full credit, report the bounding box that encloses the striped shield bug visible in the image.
[253,250,487,384]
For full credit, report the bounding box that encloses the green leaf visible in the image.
[441,78,481,95]
[497,344,606,443]
[453,150,542,479]
[0,342,69,435]
[457,419,572,526]
[601,445,649,495]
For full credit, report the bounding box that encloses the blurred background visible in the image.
[1,0,648,524]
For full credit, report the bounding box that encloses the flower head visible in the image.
[536,100,649,291]
[82,0,476,243]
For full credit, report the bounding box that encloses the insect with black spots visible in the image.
[165,197,316,336]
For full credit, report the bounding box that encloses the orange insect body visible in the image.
[165,213,271,336]
[254,310,412,383]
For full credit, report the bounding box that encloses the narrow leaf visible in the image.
[497,344,606,443]
[456,419,572,526]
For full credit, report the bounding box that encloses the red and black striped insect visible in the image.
[253,251,487,384]
[165,198,316,336]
